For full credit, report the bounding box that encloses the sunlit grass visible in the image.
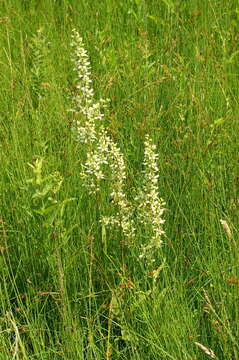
[0,0,239,359]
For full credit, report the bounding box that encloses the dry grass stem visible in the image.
[194,342,217,359]
[220,219,232,239]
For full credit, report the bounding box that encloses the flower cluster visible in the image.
[70,29,107,144]
[70,30,135,240]
[80,127,110,192]
[100,131,136,240]
[81,126,135,239]
[136,135,166,261]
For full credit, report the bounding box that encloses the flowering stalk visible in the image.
[70,29,135,240]
[100,129,135,240]
[137,135,166,262]
[70,29,107,144]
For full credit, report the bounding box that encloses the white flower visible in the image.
[70,29,107,145]
[81,126,135,239]
[137,135,166,261]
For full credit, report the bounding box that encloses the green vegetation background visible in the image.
[0,0,239,359]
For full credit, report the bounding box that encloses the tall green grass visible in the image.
[1,0,239,359]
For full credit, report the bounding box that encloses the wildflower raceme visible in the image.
[70,29,135,240]
[70,28,107,144]
[137,135,166,262]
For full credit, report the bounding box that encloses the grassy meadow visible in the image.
[0,0,239,359]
